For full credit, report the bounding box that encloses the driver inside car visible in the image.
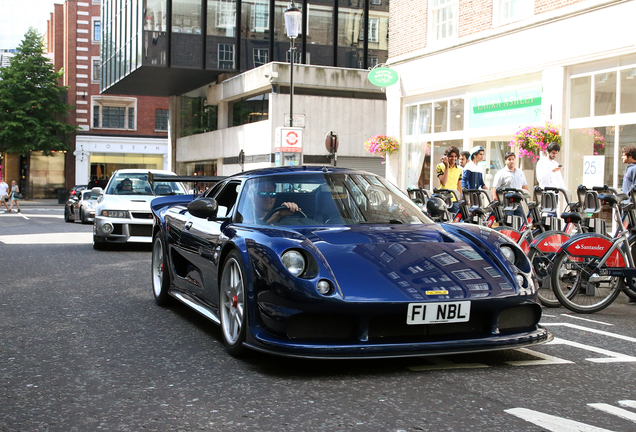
[254,181,301,224]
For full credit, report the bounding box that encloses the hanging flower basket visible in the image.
[589,129,606,155]
[509,122,561,162]
[364,135,400,162]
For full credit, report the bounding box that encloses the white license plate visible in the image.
[406,301,471,325]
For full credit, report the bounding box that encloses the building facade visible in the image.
[100,0,389,175]
[46,0,170,195]
[385,0,636,198]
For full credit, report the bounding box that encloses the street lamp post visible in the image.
[284,1,302,127]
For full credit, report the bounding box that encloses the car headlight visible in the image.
[500,244,516,263]
[101,210,130,218]
[281,250,306,277]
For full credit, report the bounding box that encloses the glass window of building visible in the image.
[92,97,136,130]
[93,19,101,42]
[595,72,617,116]
[179,96,217,137]
[306,1,334,66]
[143,0,168,66]
[232,93,269,126]
[337,2,363,68]
[156,108,169,131]
[433,101,448,133]
[570,76,591,118]
[430,0,458,41]
[213,0,236,31]
[92,57,101,82]
[219,43,235,69]
[450,98,464,131]
[172,0,203,68]
[620,68,636,114]
[497,0,533,25]
[253,48,269,67]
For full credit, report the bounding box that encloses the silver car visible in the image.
[92,169,187,249]
[64,189,97,224]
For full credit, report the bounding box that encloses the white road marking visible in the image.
[619,400,636,409]
[546,337,636,363]
[0,232,92,244]
[589,403,636,422]
[544,323,636,343]
[1,214,63,219]
[505,346,574,366]
[560,314,614,326]
[505,407,616,432]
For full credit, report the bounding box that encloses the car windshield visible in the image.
[236,173,433,226]
[105,173,186,196]
[81,191,95,200]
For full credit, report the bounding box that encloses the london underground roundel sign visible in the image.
[368,68,399,87]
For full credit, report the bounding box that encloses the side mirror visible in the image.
[188,197,219,219]
[92,187,104,196]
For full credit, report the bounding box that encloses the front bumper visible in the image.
[94,216,153,243]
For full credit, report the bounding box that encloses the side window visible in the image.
[205,181,226,198]
[214,181,241,218]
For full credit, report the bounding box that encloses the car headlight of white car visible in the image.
[101,210,130,218]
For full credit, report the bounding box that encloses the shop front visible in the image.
[400,82,544,192]
[74,136,169,186]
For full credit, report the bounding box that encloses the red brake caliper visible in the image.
[232,295,238,309]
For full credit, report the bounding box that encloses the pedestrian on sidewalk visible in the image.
[8,180,21,213]
[0,179,10,212]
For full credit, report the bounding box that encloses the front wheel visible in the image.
[551,251,622,313]
[151,234,173,306]
[527,247,560,307]
[219,251,248,356]
[64,207,73,223]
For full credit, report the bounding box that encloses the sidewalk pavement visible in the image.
[10,199,64,207]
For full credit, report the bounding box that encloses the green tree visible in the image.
[0,28,77,156]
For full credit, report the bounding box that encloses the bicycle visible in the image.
[550,185,636,313]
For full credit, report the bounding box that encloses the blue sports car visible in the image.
[150,166,551,359]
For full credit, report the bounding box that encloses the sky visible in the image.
[0,0,63,50]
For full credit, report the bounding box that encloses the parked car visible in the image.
[65,189,98,224]
[92,169,187,249]
[64,185,87,222]
[150,166,551,359]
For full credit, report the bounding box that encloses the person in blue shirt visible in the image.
[622,145,636,194]
[461,146,488,191]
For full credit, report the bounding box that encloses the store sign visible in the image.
[469,86,542,128]
[368,68,399,87]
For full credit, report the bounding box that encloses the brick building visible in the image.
[45,0,170,196]
[385,0,636,202]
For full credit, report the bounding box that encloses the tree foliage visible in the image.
[0,28,77,155]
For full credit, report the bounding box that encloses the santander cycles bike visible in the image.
[550,185,636,313]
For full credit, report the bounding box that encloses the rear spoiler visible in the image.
[148,172,228,197]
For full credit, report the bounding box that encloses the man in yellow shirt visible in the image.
[436,146,462,213]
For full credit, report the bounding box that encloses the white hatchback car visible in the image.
[92,169,187,249]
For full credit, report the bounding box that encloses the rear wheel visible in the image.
[551,251,622,313]
[93,233,106,250]
[151,234,173,306]
[219,251,247,356]
[64,207,73,223]
[527,247,560,307]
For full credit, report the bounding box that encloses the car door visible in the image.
[179,181,241,307]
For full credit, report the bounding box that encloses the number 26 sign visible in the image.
[583,156,604,187]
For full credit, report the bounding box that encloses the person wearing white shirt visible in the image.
[492,152,529,200]
[536,143,565,189]
[0,180,10,212]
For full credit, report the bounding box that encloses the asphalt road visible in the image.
[1,206,636,431]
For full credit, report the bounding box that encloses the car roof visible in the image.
[111,169,176,175]
[226,165,377,180]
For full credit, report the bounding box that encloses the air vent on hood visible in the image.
[439,232,457,243]
[131,200,147,202]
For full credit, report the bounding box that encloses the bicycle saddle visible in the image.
[598,193,623,206]
[560,212,582,224]
[470,206,486,217]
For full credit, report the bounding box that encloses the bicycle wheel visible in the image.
[551,251,622,313]
[527,247,560,307]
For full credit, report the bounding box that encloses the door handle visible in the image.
[185,221,193,230]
